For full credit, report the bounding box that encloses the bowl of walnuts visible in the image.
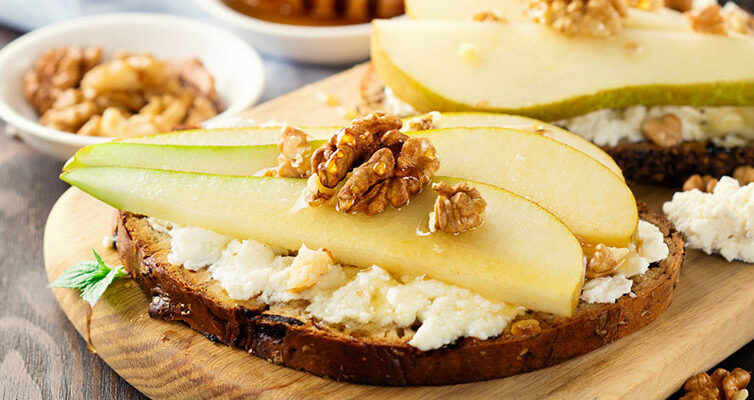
[0,13,265,160]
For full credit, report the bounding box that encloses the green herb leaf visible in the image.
[51,249,127,305]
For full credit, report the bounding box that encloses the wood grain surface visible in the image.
[38,64,754,399]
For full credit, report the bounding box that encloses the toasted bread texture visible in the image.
[359,65,754,186]
[116,203,683,386]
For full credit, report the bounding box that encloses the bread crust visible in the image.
[116,203,683,386]
[359,65,754,185]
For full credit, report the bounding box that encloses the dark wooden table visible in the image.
[0,22,751,400]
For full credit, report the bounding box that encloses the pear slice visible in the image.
[120,126,337,146]
[61,168,584,316]
[406,0,688,31]
[69,112,623,179]
[416,112,624,180]
[63,127,636,246]
[372,19,754,120]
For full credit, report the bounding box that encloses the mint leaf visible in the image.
[51,249,127,305]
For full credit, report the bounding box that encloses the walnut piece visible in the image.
[510,319,542,336]
[26,47,219,137]
[721,3,754,35]
[681,368,751,400]
[733,165,754,186]
[308,113,440,216]
[664,0,692,12]
[527,0,628,37]
[687,5,727,35]
[23,46,103,114]
[642,113,682,148]
[405,112,440,132]
[586,244,629,278]
[286,245,334,293]
[472,11,504,22]
[723,369,751,400]
[429,181,487,234]
[627,0,663,11]
[682,174,718,193]
[261,126,313,178]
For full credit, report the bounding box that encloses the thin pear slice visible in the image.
[63,127,637,246]
[63,143,281,174]
[69,111,623,179]
[372,19,754,120]
[406,0,688,31]
[120,126,337,146]
[414,112,624,180]
[61,168,584,316]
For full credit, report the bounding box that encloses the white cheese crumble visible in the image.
[167,226,233,271]
[557,105,754,147]
[580,275,633,304]
[165,225,522,350]
[582,220,669,303]
[663,176,754,263]
[384,87,418,118]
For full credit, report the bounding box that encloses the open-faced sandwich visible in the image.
[60,112,684,385]
[362,0,754,185]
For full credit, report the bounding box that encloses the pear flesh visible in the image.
[62,168,584,317]
[65,127,636,246]
[372,19,754,120]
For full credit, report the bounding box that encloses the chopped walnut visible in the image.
[429,181,487,234]
[510,319,542,336]
[627,0,663,11]
[733,165,754,186]
[722,3,754,35]
[586,244,629,278]
[472,11,504,22]
[682,368,750,400]
[527,0,628,37]
[25,47,220,137]
[166,58,220,104]
[308,113,440,216]
[405,112,440,132]
[683,174,718,193]
[260,126,313,178]
[642,113,682,148]
[286,245,334,293]
[687,5,727,35]
[23,46,103,114]
[664,0,692,12]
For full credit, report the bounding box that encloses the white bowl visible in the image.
[0,13,265,160]
[197,0,371,65]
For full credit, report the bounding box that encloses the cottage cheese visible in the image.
[557,105,754,147]
[384,87,418,118]
[663,177,754,263]
[167,226,233,271]
[165,227,522,350]
[580,275,633,304]
[581,220,669,303]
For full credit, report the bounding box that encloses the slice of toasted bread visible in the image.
[359,65,754,186]
[116,203,683,386]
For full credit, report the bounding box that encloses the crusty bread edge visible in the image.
[116,203,683,386]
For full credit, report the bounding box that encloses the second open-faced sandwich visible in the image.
[363,0,754,185]
[61,112,684,385]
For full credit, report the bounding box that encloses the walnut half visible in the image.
[307,113,440,216]
[429,181,487,234]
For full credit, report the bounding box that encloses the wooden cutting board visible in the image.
[44,64,754,400]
